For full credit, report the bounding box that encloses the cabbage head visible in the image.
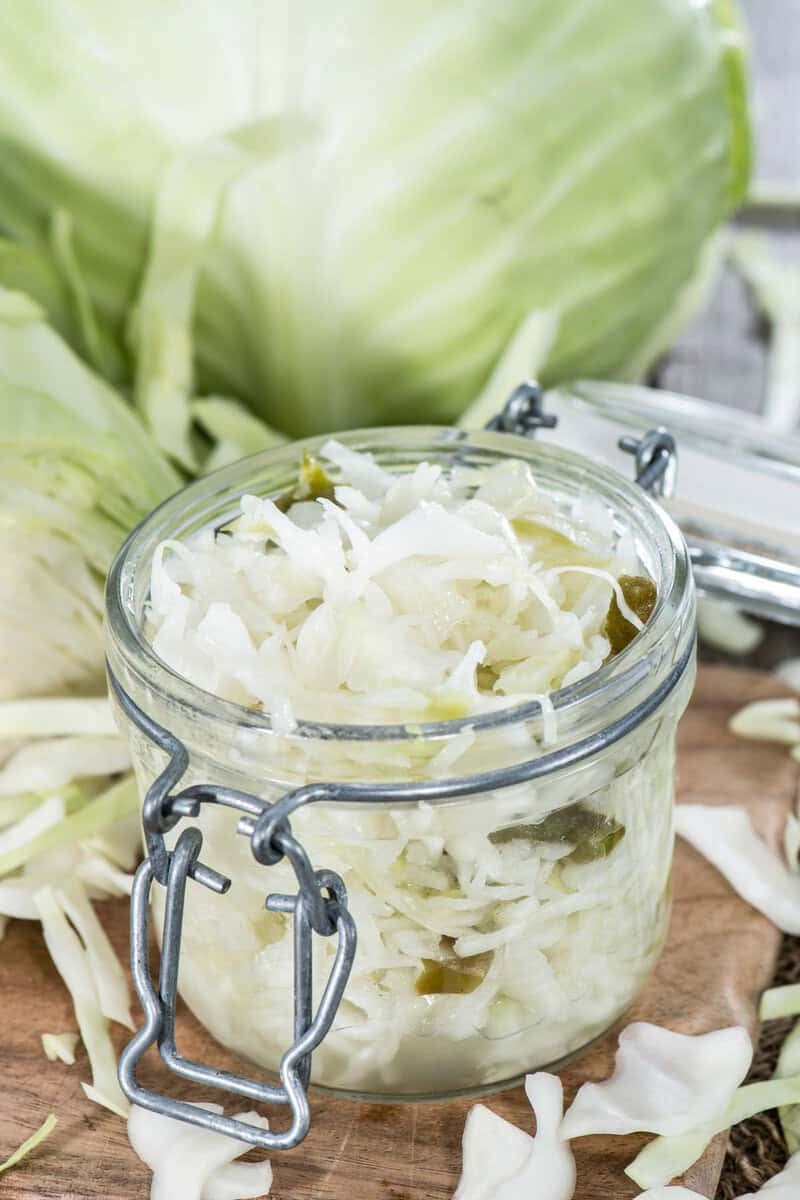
[0,0,749,453]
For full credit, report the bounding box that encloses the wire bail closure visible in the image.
[109,670,357,1151]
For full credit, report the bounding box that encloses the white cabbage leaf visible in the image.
[626,1076,800,1189]
[675,805,800,935]
[128,1103,273,1200]
[128,1104,271,1200]
[728,699,800,746]
[560,1021,752,1140]
[455,1073,574,1200]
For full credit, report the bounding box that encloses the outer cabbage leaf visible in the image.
[0,288,178,698]
[0,0,749,441]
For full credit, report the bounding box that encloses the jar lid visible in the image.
[537,381,800,626]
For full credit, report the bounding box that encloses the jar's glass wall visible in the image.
[124,671,690,1099]
[107,428,696,1100]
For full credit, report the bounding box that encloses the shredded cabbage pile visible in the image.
[148,441,644,730]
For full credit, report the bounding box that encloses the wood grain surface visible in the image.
[1,665,798,1200]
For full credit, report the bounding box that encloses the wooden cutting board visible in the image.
[1,665,798,1200]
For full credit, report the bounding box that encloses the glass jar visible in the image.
[106,426,695,1101]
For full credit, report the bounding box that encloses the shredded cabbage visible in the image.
[0,775,138,877]
[0,794,64,857]
[41,1031,79,1064]
[0,698,118,739]
[55,878,133,1029]
[0,699,147,1139]
[148,443,641,726]
[142,444,683,1095]
[784,814,800,874]
[0,1113,57,1175]
[81,1082,130,1120]
[34,884,129,1115]
[0,735,129,795]
[0,290,179,702]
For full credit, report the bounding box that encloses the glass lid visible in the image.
[537,381,800,627]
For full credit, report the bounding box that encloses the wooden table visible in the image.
[1,666,798,1200]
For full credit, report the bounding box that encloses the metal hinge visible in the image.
[618,427,677,498]
[485,381,558,436]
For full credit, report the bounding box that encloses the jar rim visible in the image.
[105,425,694,749]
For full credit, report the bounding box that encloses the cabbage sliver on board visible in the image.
[0,0,749,452]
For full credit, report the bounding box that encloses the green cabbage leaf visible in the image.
[0,0,749,449]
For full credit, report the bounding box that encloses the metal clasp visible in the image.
[108,669,357,1151]
[485,381,558,436]
[618,427,677,498]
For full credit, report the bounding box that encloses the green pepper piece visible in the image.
[415,948,492,995]
[274,451,337,512]
[476,664,500,693]
[489,802,625,864]
[603,574,657,656]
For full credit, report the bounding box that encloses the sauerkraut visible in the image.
[147,441,645,730]
[136,442,684,1096]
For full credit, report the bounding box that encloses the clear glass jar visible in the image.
[106,427,696,1100]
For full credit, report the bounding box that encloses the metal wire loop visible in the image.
[119,837,356,1150]
[485,380,558,436]
[618,427,677,498]
[107,667,358,1150]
